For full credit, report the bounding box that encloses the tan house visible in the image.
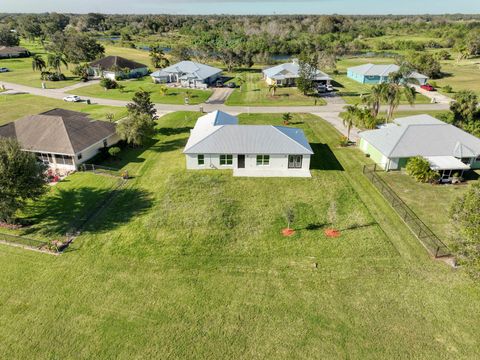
[88,56,149,80]
[0,109,119,173]
[0,46,30,58]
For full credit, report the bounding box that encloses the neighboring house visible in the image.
[184,111,314,177]
[263,60,332,87]
[358,114,480,181]
[0,109,119,173]
[0,46,30,59]
[88,56,149,80]
[347,64,428,85]
[150,61,222,89]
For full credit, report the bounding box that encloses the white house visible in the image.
[150,61,222,88]
[0,109,119,173]
[263,60,331,87]
[89,56,149,80]
[183,111,314,177]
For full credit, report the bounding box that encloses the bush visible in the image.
[405,156,439,183]
[108,146,121,158]
[100,77,118,90]
[443,85,453,93]
[339,136,349,147]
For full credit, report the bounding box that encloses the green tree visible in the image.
[159,85,168,97]
[342,105,358,141]
[126,90,157,119]
[405,52,442,79]
[71,63,90,81]
[0,27,20,46]
[282,112,292,124]
[31,54,46,72]
[362,83,386,118]
[450,181,480,277]
[0,138,47,223]
[268,82,278,96]
[150,45,170,68]
[108,146,121,158]
[47,53,68,76]
[405,156,439,183]
[382,80,416,122]
[116,113,156,147]
[450,90,478,123]
[297,53,318,95]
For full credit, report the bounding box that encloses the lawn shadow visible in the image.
[21,186,153,237]
[150,137,188,153]
[157,127,192,136]
[464,170,479,181]
[310,143,344,171]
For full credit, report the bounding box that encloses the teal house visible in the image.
[347,64,428,85]
[359,115,480,182]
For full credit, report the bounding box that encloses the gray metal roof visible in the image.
[359,115,480,158]
[154,61,222,81]
[263,62,331,81]
[348,63,428,80]
[184,111,313,155]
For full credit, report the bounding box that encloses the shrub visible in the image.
[100,77,118,90]
[108,146,121,158]
[339,136,349,147]
[443,85,453,93]
[405,156,439,183]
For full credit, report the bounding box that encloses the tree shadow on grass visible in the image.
[310,143,344,171]
[21,186,153,237]
[150,138,188,153]
[157,127,192,136]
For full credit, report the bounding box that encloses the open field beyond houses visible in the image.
[1,112,479,359]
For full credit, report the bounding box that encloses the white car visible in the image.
[0,67,9,73]
[63,95,81,102]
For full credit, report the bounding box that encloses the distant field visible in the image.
[225,73,327,106]
[71,77,212,105]
[0,94,127,125]
[435,58,480,97]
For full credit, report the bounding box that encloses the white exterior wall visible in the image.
[186,154,311,172]
[75,133,120,167]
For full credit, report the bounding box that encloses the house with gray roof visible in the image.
[89,56,149,80]
[347,64,428,85]
[151,61,222,89]
[263,60,331,87]
[0,109,119,173]
[184,111,314,177]
[0,46,30,59]
[358,114,480,181]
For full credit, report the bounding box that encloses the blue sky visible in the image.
[2,0,480,14]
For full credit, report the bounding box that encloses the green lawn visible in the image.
[435,58,480,97]
[0,94,127,126]
[333,57,431,105]
[71,77,212,105]
[0,41,80,89]
[225,73,327,106]
[1,112,479,358]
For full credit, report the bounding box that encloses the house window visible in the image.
[197,154,205,166]
[256,155,270,166]
[220,154,233,166]
[78,153,83,160]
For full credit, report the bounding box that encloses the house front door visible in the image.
[237,155,245,168]
[288,155,303,169]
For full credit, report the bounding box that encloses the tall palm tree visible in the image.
[362,83,386,118]
[47,53,68,75]
[382,82,416,122]
[343,105,359,141]
[268,82,278,96]
[31,54,46,72]
[150,45,170,69]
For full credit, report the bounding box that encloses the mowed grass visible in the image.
[71,77,212,105]
[0,94,127,125]
[333,57,431,105]
[0,41,80,89]
[225,72,327,106]
[0,112,479,358]
[435,58,480,97]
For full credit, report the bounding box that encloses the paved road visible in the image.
[0,80,451,114]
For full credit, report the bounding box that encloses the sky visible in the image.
[1,0,480,15]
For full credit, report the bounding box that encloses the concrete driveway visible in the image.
[205,87,234,104]
[412,85,453,104]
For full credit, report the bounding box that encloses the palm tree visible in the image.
[31,54,46,72]
[382,82,416,122]
[343,105,359,141]
[47,53,68,76]
[268,82,278,96]
[362,83,386,118]
[282,112,292,125]
[159,85,168,97]
[150,45,170,69]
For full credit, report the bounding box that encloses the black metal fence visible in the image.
[363,164,451,258]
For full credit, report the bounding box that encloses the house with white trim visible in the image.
[151,61,222,89]
[183,111,314,177]
[358,114,480,182]
[88,56,149,80]
[0,109,119,173]
[263,60,331,87]
[347,64,428,85]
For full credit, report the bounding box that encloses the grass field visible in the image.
[71,77,212,105]
[435,58,480,97]
[0,41,80,89]
[1,111,479,358]
[225,73,327,106]
[0,94,127,125]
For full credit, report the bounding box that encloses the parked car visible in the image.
[0,67,9,73]
[216,80,224,87]
[317,83,334,93]
[227,82,237,88]
[63,95,81,102]
[420,84,435,91]
[326,84,334,92]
